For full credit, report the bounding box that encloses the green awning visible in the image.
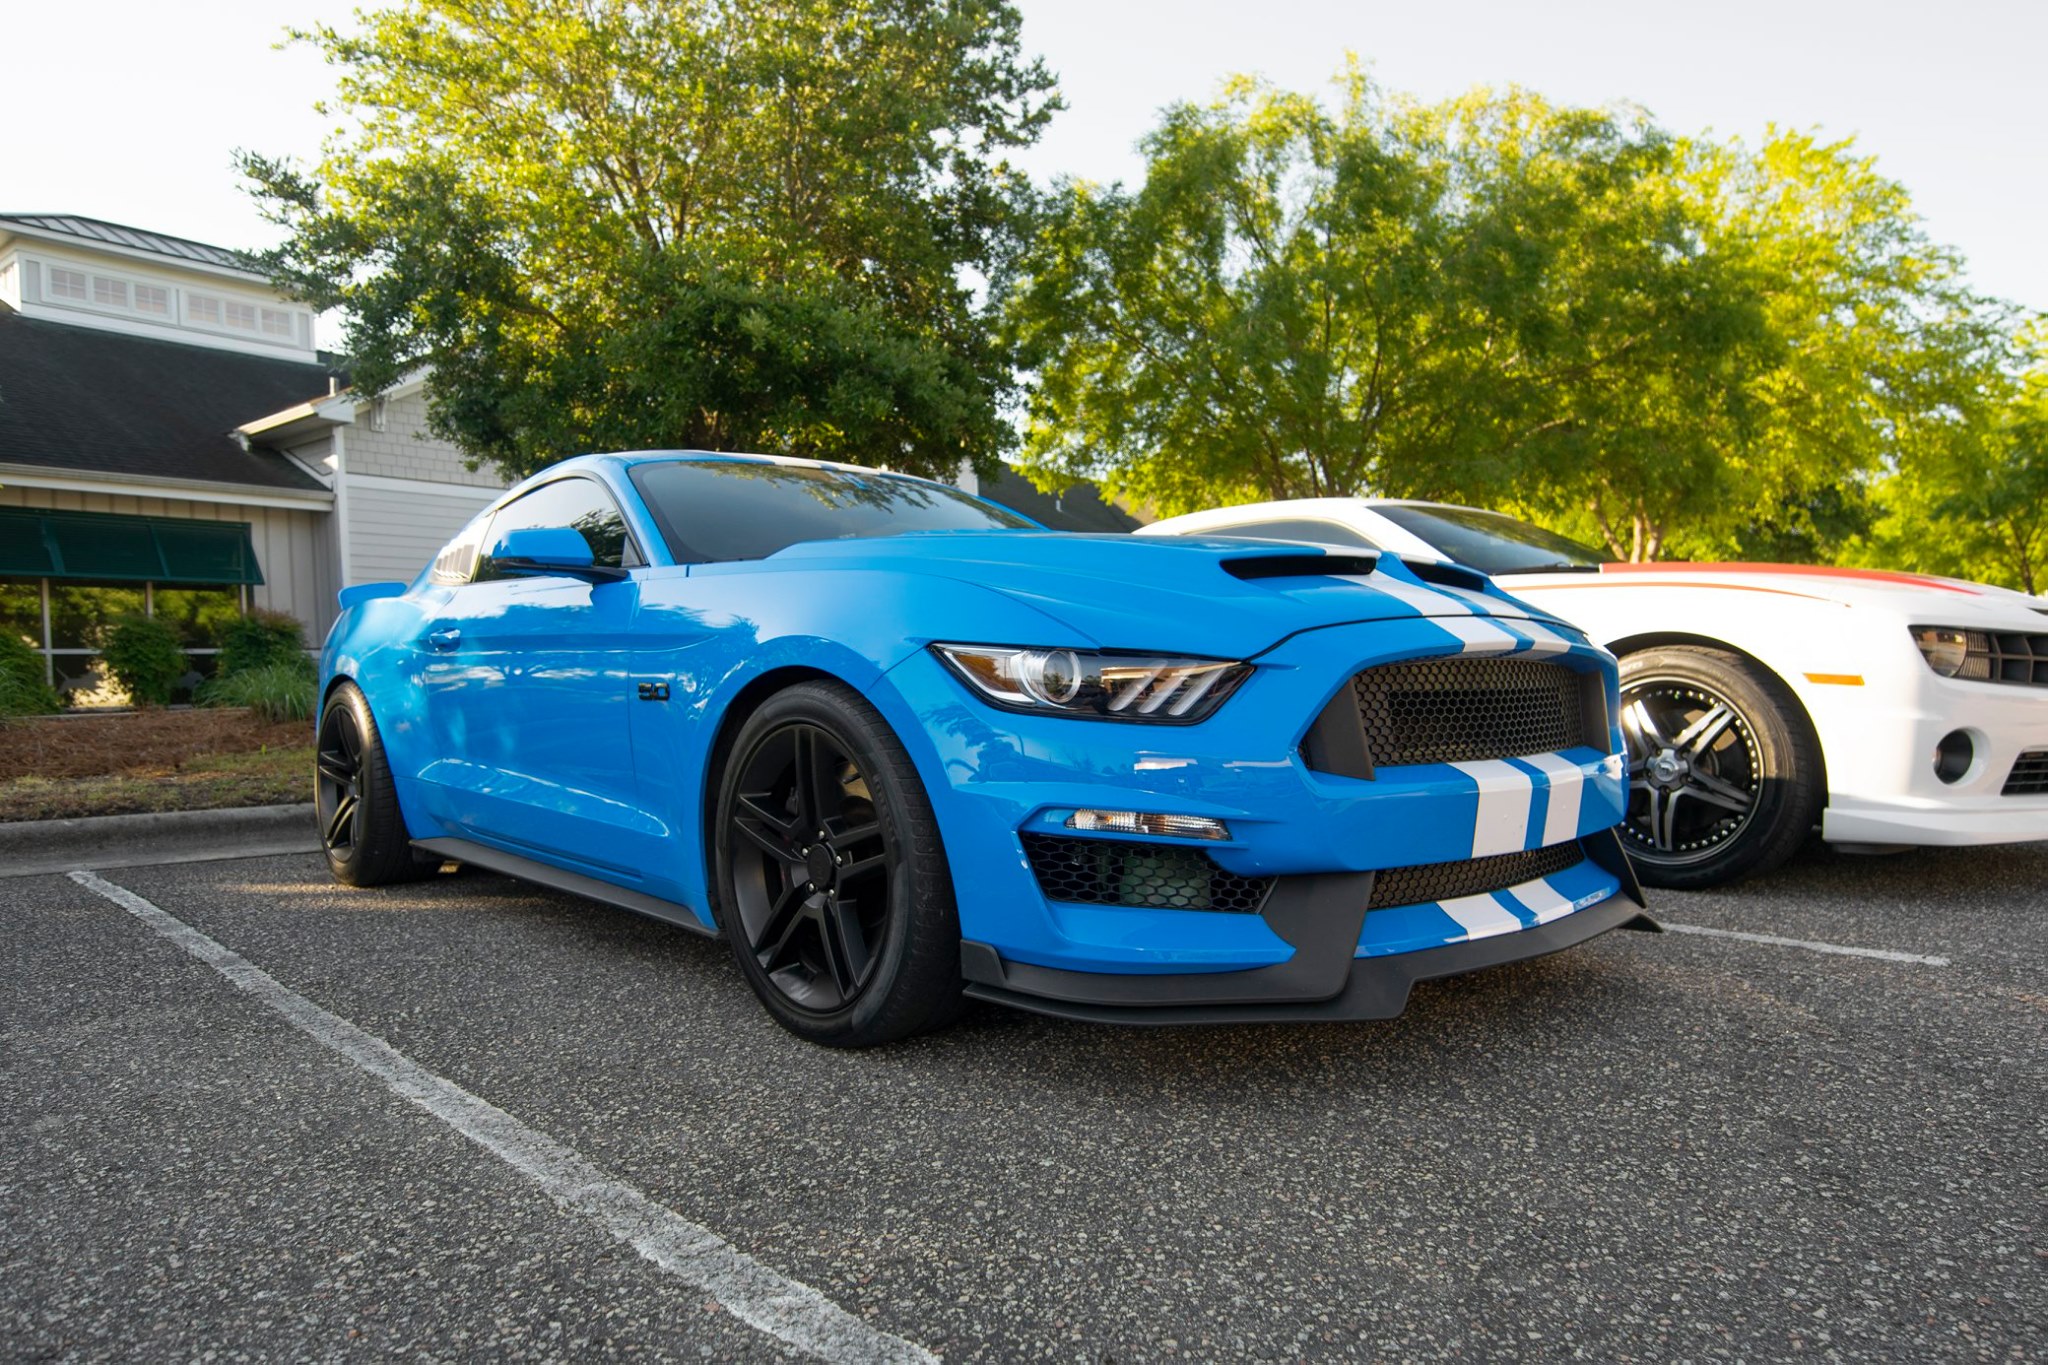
[0,508,265,585]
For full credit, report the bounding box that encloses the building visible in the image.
[0,213,504,697]
[0,212,1139,701]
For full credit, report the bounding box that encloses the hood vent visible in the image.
[1403,560,1492,593]
[1221,553,1380,581]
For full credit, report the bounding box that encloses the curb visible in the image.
[0,803,319,878]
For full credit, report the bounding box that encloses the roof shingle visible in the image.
[0,312,339,493]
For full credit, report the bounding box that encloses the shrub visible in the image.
[0,631,63,719]
[198,661,317,723]
[218,608,312,677]
[101,615,187,707]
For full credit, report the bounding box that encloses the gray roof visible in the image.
[0,213,252,272]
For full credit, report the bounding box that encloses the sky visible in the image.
[5,0,2044,317]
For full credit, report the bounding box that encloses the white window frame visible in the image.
[47,266,88,301]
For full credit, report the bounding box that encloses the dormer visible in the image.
[0,213,316,361]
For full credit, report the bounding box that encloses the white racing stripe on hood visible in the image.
[1511,619,1573,656]
[1437,892,1525,941]
[1337,575,1474,616]
[1518,751,1587,846]
[1449,759,1535,857]
[1432,616,1523,654]
[1508,876,1578,924]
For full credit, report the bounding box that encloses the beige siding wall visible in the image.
[0,485,339,637]
[346,476,501,586]
[347,391,502,488]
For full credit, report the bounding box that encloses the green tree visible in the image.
[1004,70,2019,563]
[1858,330,2048,593]
[241,0,1058,481]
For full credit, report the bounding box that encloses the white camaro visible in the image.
[1140,498,2048,888]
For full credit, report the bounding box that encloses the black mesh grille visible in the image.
[1984,634,2048,687]
[1369,841,1586,910]
[2005,750,2048,796]
[1353,656,1585,766]
[1021,835,1273,913]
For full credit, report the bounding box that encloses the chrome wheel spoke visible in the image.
[1624,698,1675,751]
[1686,768,1755,813]
[1675,704,1736,758]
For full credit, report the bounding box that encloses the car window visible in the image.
[627,459,1033,563]
[473,476,640,583]
[1197,518,1381,550]
[1372,505,1605,574]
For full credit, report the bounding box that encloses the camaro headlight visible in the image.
[932,644,1251,722]
[1910,626,1993,680]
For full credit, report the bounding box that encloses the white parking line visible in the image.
[67,870,936,1365]
[1659,920,1951,967]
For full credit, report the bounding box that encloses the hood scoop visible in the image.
[1221,552,1381,581]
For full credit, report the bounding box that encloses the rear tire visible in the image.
[316,681,431,887]
[1617,646,1823,889]
[712,681,964,1047]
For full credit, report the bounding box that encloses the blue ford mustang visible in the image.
[318,451,1655,1045]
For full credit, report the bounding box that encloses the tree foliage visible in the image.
[241,0,1058,480]
[1003,68,2026,566]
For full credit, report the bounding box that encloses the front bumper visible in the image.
[1807,656,2048,848]
[960,828,1657,1024]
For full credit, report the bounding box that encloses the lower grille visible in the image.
[1369,841,1586,910]
[2005,750,2048,796]
[1351,656,1586,767]
[1021,835,1274,913]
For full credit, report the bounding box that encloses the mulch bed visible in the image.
[0,708,311,781]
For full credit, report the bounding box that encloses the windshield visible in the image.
[1373,505,1606,575]
[627,459,1034,563]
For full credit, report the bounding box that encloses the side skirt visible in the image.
[412,837,719,939]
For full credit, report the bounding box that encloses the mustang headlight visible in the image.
[1910,626,1992,680]
[932,644,1250,722]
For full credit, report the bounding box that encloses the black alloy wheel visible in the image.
[316,681,432,887]
[1616,646,1823,889]
[715,681,963,1046]
[316,703,366,858]
[729,723,891,1012]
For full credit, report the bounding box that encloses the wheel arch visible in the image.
[1606,630,1830,805]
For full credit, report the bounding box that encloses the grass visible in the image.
[0,708,313,822]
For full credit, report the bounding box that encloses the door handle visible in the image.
[427,628,462,651]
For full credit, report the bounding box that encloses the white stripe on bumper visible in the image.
[1449,759,1535,857]
[1519,751,1587,846]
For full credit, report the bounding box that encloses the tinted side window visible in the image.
[474,477,638,582]
[1204,518,1380,550]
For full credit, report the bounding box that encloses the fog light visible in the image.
[1934,730,1974,784]
[1065,810,1231,840]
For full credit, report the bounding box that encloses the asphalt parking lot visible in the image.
[4,839,2042,1362]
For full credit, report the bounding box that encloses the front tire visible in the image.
[316,681,430,887]
[712,681,964,1047]
[1617,646,1824,889]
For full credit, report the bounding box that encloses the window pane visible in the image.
[189,296,222,324]
[50,267,87,300]
[1204,519,1380,549]
[48,584,145,651]
[628,460,1031,564]
[224,301,257,329]
[93,276,129,307]
[135,284,169,315]
[1372,505,1607,574]
[475,477,635,581]
[0,580,42,648]
[153,587,241,647]
[260,307,293,337]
